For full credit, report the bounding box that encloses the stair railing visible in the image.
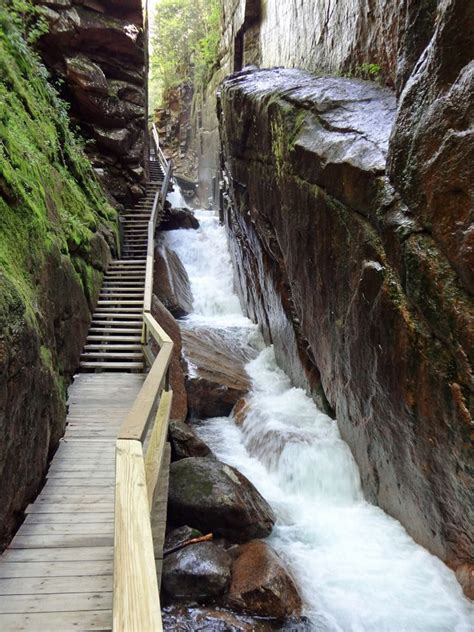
[113,152,174,631]
[151,123,170,175]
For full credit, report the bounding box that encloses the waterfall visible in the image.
[164,210,474,632]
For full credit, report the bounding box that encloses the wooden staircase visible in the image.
[80,164,166,372]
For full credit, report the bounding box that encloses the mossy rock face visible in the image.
[168,457,275,542]
[0,6,117,548]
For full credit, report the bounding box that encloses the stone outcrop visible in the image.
[37,0,147,204]
[168,457,275,541]
[182,326,255,418]
[218,67,474,582]
[162,541,232,600]
[160,206,200,231]
[153,242,193,318]
[226,540,302,619]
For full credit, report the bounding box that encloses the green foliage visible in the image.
[150,0,220,107]
[8,0,49,43]
[355,63,382,82]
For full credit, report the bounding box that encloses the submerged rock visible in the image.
[226,541,302,619]
[162,542,232,600]
[154,243,193,318]
[169,420,214,460]
[183,327,256,418]
[168,457,275,542]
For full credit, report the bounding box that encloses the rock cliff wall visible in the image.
[0,7,116,547]
[219,59,473,593]
[195,0,438,205]
[38,0,148,204]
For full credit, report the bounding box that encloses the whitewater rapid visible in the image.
[164,210,474,632]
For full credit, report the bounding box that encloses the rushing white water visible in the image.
[164,210,474,632]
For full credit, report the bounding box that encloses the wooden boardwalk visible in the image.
[0,373,145,631]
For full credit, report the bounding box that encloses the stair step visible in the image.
[99,295,144,300]
[81,352,143,360]
[80,361,144,370]
[89,327,142,334]
[87,335,142,342]
[97,298,143,303]
[91,320,142,326]
[84,344,143,352]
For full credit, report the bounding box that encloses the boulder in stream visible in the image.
[162,541,232,600]
[226,540,302,620]
[153,242,193,318]
[183,327,256,418]
[161,206,200,231]
[169,420,214,460]
[168,457,275,541]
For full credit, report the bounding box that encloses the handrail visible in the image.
[113,135,175,631]
[151,123,169,175]
[144,159,173,313]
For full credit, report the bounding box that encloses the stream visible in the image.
[163,209,474,632]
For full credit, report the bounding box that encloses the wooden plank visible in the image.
[44,483,115,492]
[113,439,162,631]
[26,503,114,514]
[143,313,172,345]
[17,522,114,536]
[35,493,112,503]
[0,592,112,614]
[10,534,113,549]
[3,547,113,563]
[24,513,114,525]
[145,391,173,507]
[0,610,112,631]
[0,560,113,579]
[118,342,173,442]
[0,575,112,595]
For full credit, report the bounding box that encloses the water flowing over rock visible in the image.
[168,457,275,541]
[226,540,302,619]
[162,542,232,600]
[182,327,255,418]
[218,66,474,579]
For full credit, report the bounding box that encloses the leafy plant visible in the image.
[355,63,382,82]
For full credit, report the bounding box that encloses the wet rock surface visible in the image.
[154,242,194,318]
[226,541,302,619]
[169,420,214,461]
[182,326,256,418]
[37,0,146,204]
[168,457,275,542]
[219,66,474,578]
[162,542,232,600]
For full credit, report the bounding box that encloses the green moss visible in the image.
[0,7,117,396]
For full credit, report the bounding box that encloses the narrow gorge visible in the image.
[0,0,472,630]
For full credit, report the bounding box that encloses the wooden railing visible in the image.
[113,134,174,631]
